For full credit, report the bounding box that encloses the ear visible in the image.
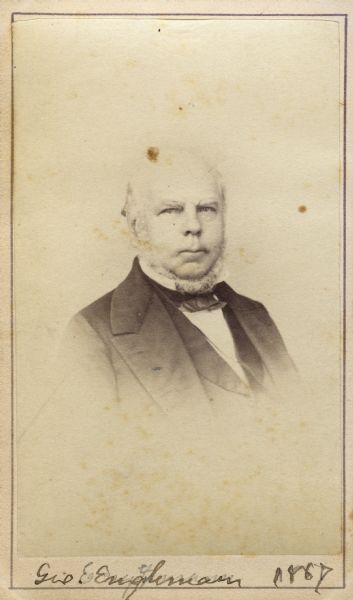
[126,218,141,251]
[128,215,145,243]
[132,217,146,240]
[129,217,137,235]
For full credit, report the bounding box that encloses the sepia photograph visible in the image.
[0,2,352,596]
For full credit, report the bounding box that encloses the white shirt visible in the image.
[139,259,250,385]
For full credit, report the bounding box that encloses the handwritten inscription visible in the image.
[34,559,333,596]
[273,561,333,593]
[35,560,241,598]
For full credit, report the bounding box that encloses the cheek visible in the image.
[204,218,224,244]
[149,219,178,242]
[141,220,178,253]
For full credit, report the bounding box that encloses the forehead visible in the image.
[127,149,225,211]
[142,170,223,205]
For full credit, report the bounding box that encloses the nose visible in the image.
[182,208,202,236]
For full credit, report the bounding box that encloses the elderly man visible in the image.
[20,149,330,559]
[68,147,296,414]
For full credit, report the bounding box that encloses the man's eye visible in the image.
[159,207,182,215]
[198,205,217,213]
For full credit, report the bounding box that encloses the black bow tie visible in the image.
[178,293,226,313]
[147,281,227,313]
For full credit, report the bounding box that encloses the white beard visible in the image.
[142,253,225,295]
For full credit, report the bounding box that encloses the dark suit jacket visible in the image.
[20,261,327,559]
[68,258,297,416]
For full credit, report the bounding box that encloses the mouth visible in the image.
[178,249,208,263]
[179,249,208,255]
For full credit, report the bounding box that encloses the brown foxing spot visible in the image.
[298,205,307,213]
[94,227,109,240]
[147,146,159,162]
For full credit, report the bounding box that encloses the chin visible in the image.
[174,261,223,295]
[175,264,210,280]
[144,252,224,294]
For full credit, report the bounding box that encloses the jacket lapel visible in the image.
[109,260,211,416]
[217,282,296,389]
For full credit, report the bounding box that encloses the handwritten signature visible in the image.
[34,558,333,597]
[35,560,241,598]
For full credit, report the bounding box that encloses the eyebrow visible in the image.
[154,200,183,212]
[156,200,183,207]
[197,200,219,206]
[156,198,219,206]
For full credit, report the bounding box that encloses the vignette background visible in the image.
[13,17,342,537]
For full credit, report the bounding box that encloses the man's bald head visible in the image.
[121,147,226,293]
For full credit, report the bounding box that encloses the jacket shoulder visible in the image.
[232,290,266,311]
[220,284,284,339]
[74,289,115,332]
[230,289,281,330]
[218,282,267,314]
[71,260,152,337]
